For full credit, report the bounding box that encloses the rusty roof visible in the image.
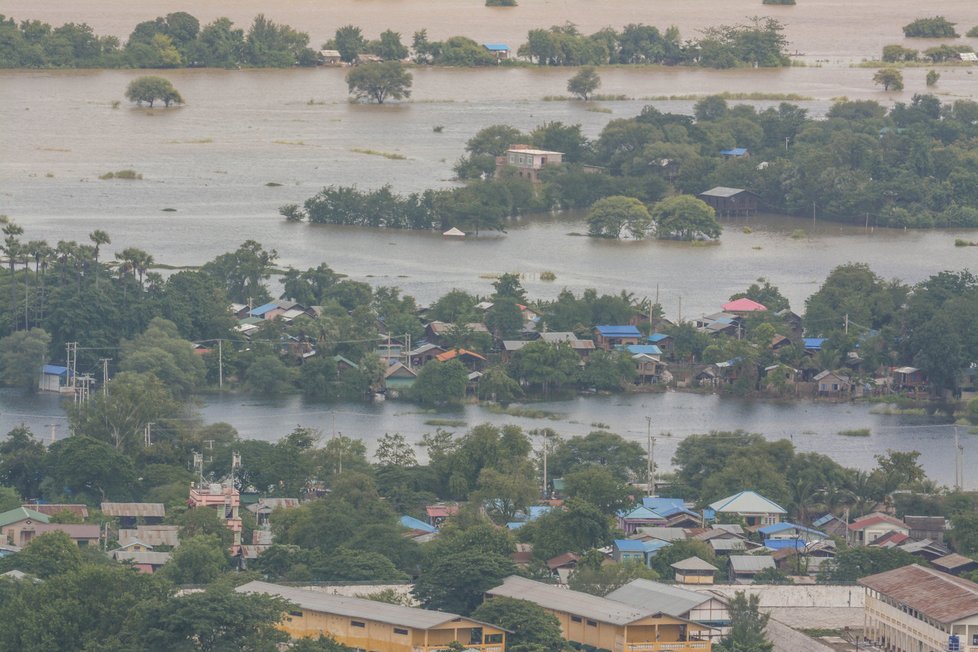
[101,502,165,518]
[23,504,89,519]
[859,565,978,623]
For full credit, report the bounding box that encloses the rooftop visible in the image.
[0,507,49,527]
[729,555,775,573]
[606,579,710,617]
[708,490,787,515]
[596,325,642,338]
[671,556,718,572]
[699,186,749,198]
[237,581,489,630]
[848,512,907,532]
[487,576,660,626]
[722,298,767,312]
[859,565,978,624]
[101,502,166,518]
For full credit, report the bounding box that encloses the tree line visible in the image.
[0,12,790,69]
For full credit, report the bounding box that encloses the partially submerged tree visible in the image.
[567,66,601,100]
[346,61,412,104]
[125,76,184,107]
[872,68,904,92]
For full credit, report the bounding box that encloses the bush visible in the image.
[902,16,959,38]
[762,0,796,5]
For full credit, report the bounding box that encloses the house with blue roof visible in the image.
[594,325,642,351]
[612,538,671,566]
[759,522,827,551]
[248,302,282,319]
[706,491,787,528]
[623,345,663,357]
[719,148,749,158]
[400,515,437,534]
[618,505,670,534]
[646,332,673,354]
[803,338,826,353]
[482,43,510,60]
[38,364,71,393]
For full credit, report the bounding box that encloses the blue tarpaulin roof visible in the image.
[614,539,647,552]
[249,302,278,317]
[648,333,670,343]
[803,338,826,350]
[42,365,68,376]
[720,147,748,156]
[596,325,642,337]
[763,539,806,550]
[625,345,663,356]
[400,515,437,533]
[483,43,510,51]
[758,522,826,537]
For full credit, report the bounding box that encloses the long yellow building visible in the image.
[486,576,711,652]
[236,581,508,652]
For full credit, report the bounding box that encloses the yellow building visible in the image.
[236,581,509,652]
[486,576,711,652]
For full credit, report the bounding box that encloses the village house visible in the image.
[424,321,490,346]
[694,313,740,337]
[594,325,642,350]
[606,579,730,640]
[720,298,767,315]
[486,575,713,652]
[110,547,172,573]
[1,508,100,547]
[425,503,458,527]
[384,362,418,392]
[237,581,509,652]
[706,491,787,527]
[118,524,181,548]
[246,498,300,530]
[672,556,719,585]
[812,513,849,539]
[647,333,673,355]
[101,502,165,528]
[434,348,486,371]
[932,553,978,577]
[632,353,668,384]
[757,522,828,552]
[38,364,72,393]
[860,565,978,652]
[407,343,446,367]
[495,146,563,183]
[891,366,928,392]
[814,370,852,397]
[318,49,342,64]
[482,43,510,61]
[23,503,89,520]
[848,512,911,546]
[727,555,776,584]
[904,515,947,544]
[612,538,670,567]
[697,187,759,217]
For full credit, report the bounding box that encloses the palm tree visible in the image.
[89,230,110,288]
[1,216,24,331]
[25,240,51,327]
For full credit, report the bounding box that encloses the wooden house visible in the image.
[671,556,718,585]
[594,325,642,351]
[697,187,759,217]
[727,555,775,584]
[814,370,852,397]
[891,366,927,391]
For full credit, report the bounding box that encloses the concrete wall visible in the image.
[766,618,835,652]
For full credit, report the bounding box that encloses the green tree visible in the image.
[873,68,904,91]
[587,195,653,239]
[70,371,182,453]
[314,547,409,582]
[818,547,918,583]
[375,432,418,467]
[0,531,83,578]
[728,278,790,312]
[334,25,367,63]
[651,195,721,240]
[243,354,296,394]
[346,61,412,104]
[926,69,940,86]
[950,512,978,555]
[717,592,773,652]
[568,560,659,596]
[471,597,564,652]
[376,30,408,61]
[477,366,523,403]
[522,498,612,560]
[124,75,183,107]
[579,350,636,390]
[508,341,580,394]
[647,540,716,579]
[567,66,601,100]
[413,548,515,615]
[0,327,50,391]
[202,240,278,304]
[0,426,46,499]
[471,468,538,524]
[0,485,19,511]
[562,466,632,513]
[173,506,234,547]
[411,359,468,406]
[902,16,959,37]
[160,534,229,584]
[549,430,646,481]
[42,435,137,502]
[120,317,206,396]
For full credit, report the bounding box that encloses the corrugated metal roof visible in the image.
[859,565,978,623]
[23,503,89,518]
[722,298,767,312]
[848,513,906,532]
[400,515,437,533]
[101,502,165,518]
[606,579,709,617]
[236,581,475,629]
[596,325,641,337]
[487,576,658,625]
[932,553,978,571]
[614,539,647,552]
[728,555,775,572]
[483,43,510,51]
[699,186,747,198]
[0,507,49,527]
[708,491,786,515]
[671,556,717,572]
[112,550,172,565]
[119,525,180,547]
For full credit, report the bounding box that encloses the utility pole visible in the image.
[844,314,849,335]
[45,423,58,444]
[144,422,154,447]
[645,416,655,496]
[541,431,549,499]
[99,357,111,395]
[954,426,964,491]
[405,333,412,369]
[218,339,223,389]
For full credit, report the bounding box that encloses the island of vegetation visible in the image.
[0,12,791,70]
[284,94,978,233]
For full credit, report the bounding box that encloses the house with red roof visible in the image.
[848,512,910,545]
[434,348,486,371]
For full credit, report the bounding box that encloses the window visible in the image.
[352,621,366,628]
[394,628,409,636]
[288,610,303,617]
[571,616,582,623]
[586,620,598,628]
[485,634,503,644]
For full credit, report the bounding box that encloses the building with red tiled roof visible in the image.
[848,513,910,545]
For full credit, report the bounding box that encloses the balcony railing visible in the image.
[626,642,710,651]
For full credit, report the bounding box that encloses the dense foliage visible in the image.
[0,13,790,69]
[902,16,959,38]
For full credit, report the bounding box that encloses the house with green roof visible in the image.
[0,507,49,547]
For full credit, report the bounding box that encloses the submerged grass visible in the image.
[486,404,563,420]
[100,169,142,180]
[838,428,871,437]
[642,91,813,101]
[351,148,408,160]
[424,419,467,427]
